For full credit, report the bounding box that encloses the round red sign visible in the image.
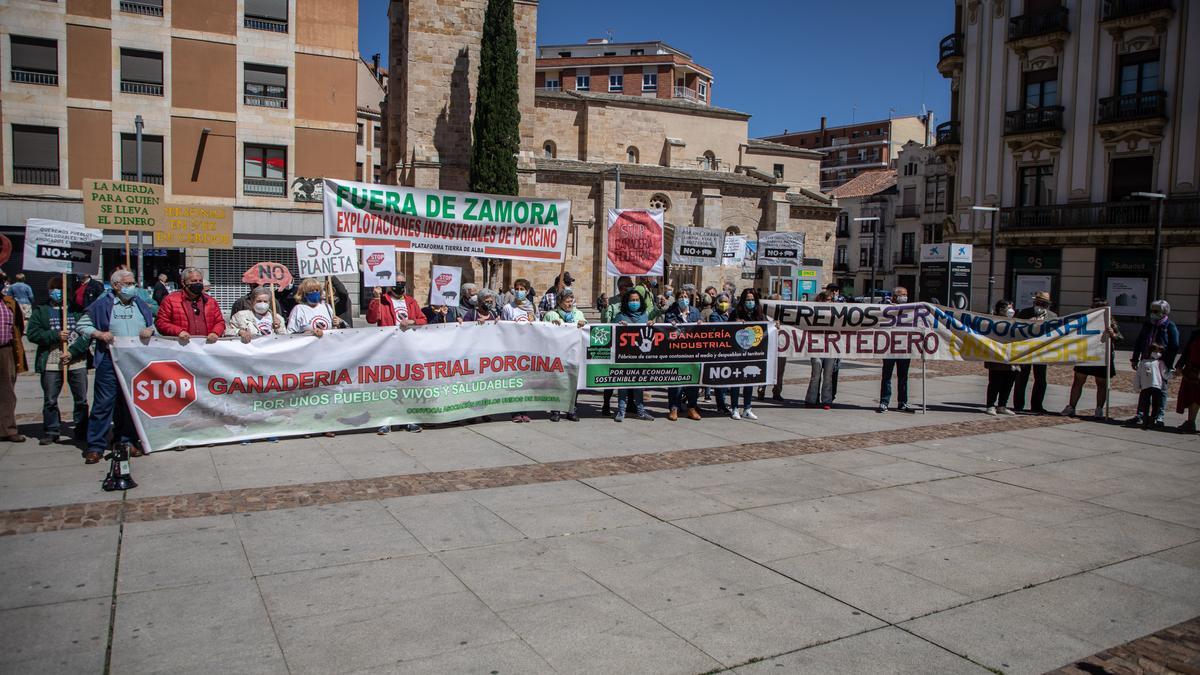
[132,360,197,418]
[0,234,11,266]
[606,210,663,275]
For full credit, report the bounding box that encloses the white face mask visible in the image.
[1150,351,1163,360]
[1005,308,1016,317]
[254,302,270,314]
[894,295,908,303]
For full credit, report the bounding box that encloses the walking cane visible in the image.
[1104,306,1112,421]
[60,272,69,373]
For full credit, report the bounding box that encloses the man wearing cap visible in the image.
[824,283,845,303]
[1013,290,1057,414]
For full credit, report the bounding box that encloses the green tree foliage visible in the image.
[469,0,520,197]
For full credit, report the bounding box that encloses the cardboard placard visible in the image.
[82,178,166,232]
[361,245,397,287]
[296,238,358,277]
[22,219,103,275]
[242,262,294,289]
[155,205,234,249]
[429,265,461,306]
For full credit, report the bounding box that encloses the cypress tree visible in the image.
[469,0,520,197]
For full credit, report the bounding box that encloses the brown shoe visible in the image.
[2,434,26,443]
[84,452,102,464]
[687,408,702,421]
[667,409,678,421]
[128,446,145,458]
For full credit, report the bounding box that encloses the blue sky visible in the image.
[357,0,952,137]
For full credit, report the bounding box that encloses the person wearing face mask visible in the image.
[366,273,427,330]
[664,288,702,421]
[983,299,1020,416]
[288,278,341,335]
[1128,299,1179,428]
[421,300,461,324]
[539,272,575,315]
[28,277,93,445]
[0,270,26,443]
[599,276,636,417]
[703,292,735,413]
[728,289,764,420]
[155,267,226,344]
[613,287,654,422]
[805,291,837,410]
[877,287,914,414]
[1063,298,1122,419]
[227,287,285,342]
[77,269,155,463]
[464,288,501,323]
[1012,291,1057,414]
[541,289,586,422]
[502,278,537,323]
[1129,341,1171,430]
[459,282,479,316]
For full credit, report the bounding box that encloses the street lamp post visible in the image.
[853,216,880,299]
[1132,192,1166,315]
[972,206,1000,310]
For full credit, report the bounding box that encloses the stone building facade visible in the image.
[386,0,838,306]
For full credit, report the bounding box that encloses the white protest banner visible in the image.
[671,226,724,267]
[606,209,664,277]
[764,300,1107,364]
[757,231,805,266]
[324,178,570,263]
[110,323,583,451]
[430,265,462,306]
[296,237,359,277]
[22,219,103,275]
[361,245,397,287]
[723,235,747,266]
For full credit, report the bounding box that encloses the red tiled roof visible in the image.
[826,169,898,198]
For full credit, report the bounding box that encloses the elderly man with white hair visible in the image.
[76,269,155,464]
[1129,299,1181,428]
[154,266,225,344]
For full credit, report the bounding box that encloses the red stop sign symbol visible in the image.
[607,210,663,275]
[132,361,197,418]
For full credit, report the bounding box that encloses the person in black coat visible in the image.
[1013,290,1057,413]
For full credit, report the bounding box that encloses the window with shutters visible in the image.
[245,0,288,32]
[120,134,164,184]
[120,49,163,96]
[12,125,59,185]
[9,35,57,86]
[244,64,287,108]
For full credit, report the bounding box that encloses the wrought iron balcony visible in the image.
[13,166,59,186]
[120,1,163,16]
[938,33,964,63]
[11,68,58,86]
[1008,6,1070,42]
[1004,106,1064,135]
[896,204,921,219]
[243,176,287,197]
[935,121,961,145]
[1102,0,1172,22]
[121,81,163,96]
[121,172,164,184]
[245,16,287,32]
[999,197,1199,231]
[833,262,850,272]
[245,94,287,108]
[1098,90,1167,123]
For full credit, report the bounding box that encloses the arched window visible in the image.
[626,146,639,164]
[649,193,670,211]
[724,226,741,235]
[702,151,717,171]
[542,141,556,159]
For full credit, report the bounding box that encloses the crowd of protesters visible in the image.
[0,266,1197,464]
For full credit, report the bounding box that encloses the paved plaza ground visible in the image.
[1,355,1198,674]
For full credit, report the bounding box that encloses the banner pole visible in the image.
[124,230,131,269]
[60,272,69,373]
[1105,306,1112,421]
[269,283,278,330]
[325,276,335,325]
[921,354,927,414]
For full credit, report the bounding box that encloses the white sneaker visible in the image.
[998,407,1016,416]
[1061,405,1075,417]
[731,409,742,420]
[985,406,997,416]
[1094,406,1105,418]
[743,409,758,420]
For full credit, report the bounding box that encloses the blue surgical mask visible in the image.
[49,289,63,303]
[679,298,690,309]
[628,301,641,312]
[117,286,137,301]
[305,291,322,304]
[745,300,757,310]
[515,290,527,300]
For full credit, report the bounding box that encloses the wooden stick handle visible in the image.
[60,272,69,372]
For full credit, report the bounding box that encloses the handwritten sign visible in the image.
[242,262,294,289]
[297,238,358,277]
[155,205,234,249]
[82,178,165,232]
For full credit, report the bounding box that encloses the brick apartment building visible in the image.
[759,115,933,191]
[0,0,359,310]
[535,39,714,107]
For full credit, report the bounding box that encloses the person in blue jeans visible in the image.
[76,269,155,464]
[878,286,913,413]
[26,276,92,445]
[1128,299,1180,427]
[729,288,765,420]
[613,287,653,422]
[664,288,703,421]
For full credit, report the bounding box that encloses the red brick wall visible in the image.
[623,66,641,96]
[657,65,672,99]
[561,68,575,91]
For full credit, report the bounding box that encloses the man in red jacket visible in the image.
[155,267,226,344]
[366,273,427,329]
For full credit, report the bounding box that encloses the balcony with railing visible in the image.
[1004,106,1065,135]
[896,204,921,219]
[245,16,288,32]
[243,176,287,197]
[121,81,163,96]
[672,86,706,104]
[999,197,1199,232]
[937,33,964,77]
[894,251,918,266]
[1008,6,1070,43]
[120,0,163,16]
[1102,0,1172,22]
[833,262,850,273]
[13,167,59,186]
[935,121,961,148]
[535,84,561,93]
[1098,90,1167,124]
[121,172,163,184]
[11,68,58,86]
